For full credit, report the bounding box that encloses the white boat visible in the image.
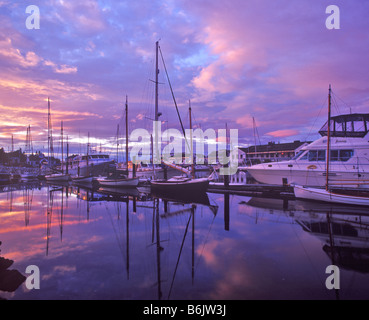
[71,175,93,184]
[45,173,71,182]
[116,163,164,181]
[247,112,369,187]
[292,85,369,206]
[293,184,369,206]
[65,153,114,177]
[97,176,139,187]
[20,172,39,181]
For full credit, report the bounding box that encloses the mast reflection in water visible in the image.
[1,182,369,300]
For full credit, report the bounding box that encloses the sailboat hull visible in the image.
[150,178,209,195]
[293,184,369,206]
[45,174,71,182]
[72,176,93,184]
[97,177,139,187]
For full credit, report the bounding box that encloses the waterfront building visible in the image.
[238,140,310,165]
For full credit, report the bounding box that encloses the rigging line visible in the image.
[289,220,326,289]
[105,203,126,266]
[303,96,328,142]
[194,212,217,272]
[331,90,351,113]
[167,212,192,300]
[331,92,341,116]
[158,45,191,152]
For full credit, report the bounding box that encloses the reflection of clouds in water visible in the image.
[2,186,369,299]
[42,265,77,281]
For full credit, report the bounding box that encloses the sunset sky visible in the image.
[1,0,369,157]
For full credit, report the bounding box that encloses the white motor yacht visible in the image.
[247,113,369,188]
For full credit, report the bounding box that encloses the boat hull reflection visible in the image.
[243,197,369,273]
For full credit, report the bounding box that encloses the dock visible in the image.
[207,182,295,199]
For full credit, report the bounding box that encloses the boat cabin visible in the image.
[319,113,369,138]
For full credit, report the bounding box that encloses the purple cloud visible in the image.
[0,0,368,155]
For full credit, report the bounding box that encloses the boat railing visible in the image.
[257,158,369,173]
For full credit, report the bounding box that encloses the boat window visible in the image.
[308,150,317,161]
[319,114,369,137]
[304,150,326,161]
[330,149,354,162]
[318,150,325,161]
[299,152,308,160]
[292,150,305,160]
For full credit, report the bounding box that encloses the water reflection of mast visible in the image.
[86,189,90,220]
[326,210,340,300]
[8,188,13,213]
[224,193,230,231]
[192,204,195,284]
[168,204,194,299]
[59,187,64,242]
[23,187,33,226]
[126,199,129,280]
[46,186,53,256]
[155,198,163,300]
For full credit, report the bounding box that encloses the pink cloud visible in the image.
[0,38,41,67]
[266,129,299,138]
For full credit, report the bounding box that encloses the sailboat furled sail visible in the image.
[149,41,209,195]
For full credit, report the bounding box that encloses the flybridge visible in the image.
[319,113,369,138]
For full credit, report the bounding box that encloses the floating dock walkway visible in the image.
[207,182,295,199]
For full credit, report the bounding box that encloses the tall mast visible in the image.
[253,117,257,155]
[155,41,159,122]
[47,97,54,167]
[48,98,50,165]
[25,125,33,156]
[125,95,129,166]
[116,124,119,164]
[61,121,63,174]
[189,101,195,178]
[154,41,160,165]
[87,132,90,176]
[29,125,33,155]
[26,126,29,156]
[325,85,332,191]
[66,136,69,175]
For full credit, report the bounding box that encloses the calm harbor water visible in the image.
[1,181,369,300]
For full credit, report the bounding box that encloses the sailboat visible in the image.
[71,134,93,185]
[97,96,139,188]
[45,118,71,182]
[149,42,210,195]
[293,86,369,206]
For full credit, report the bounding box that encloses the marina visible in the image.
[1,69,369,301]
[1,1,369,302]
